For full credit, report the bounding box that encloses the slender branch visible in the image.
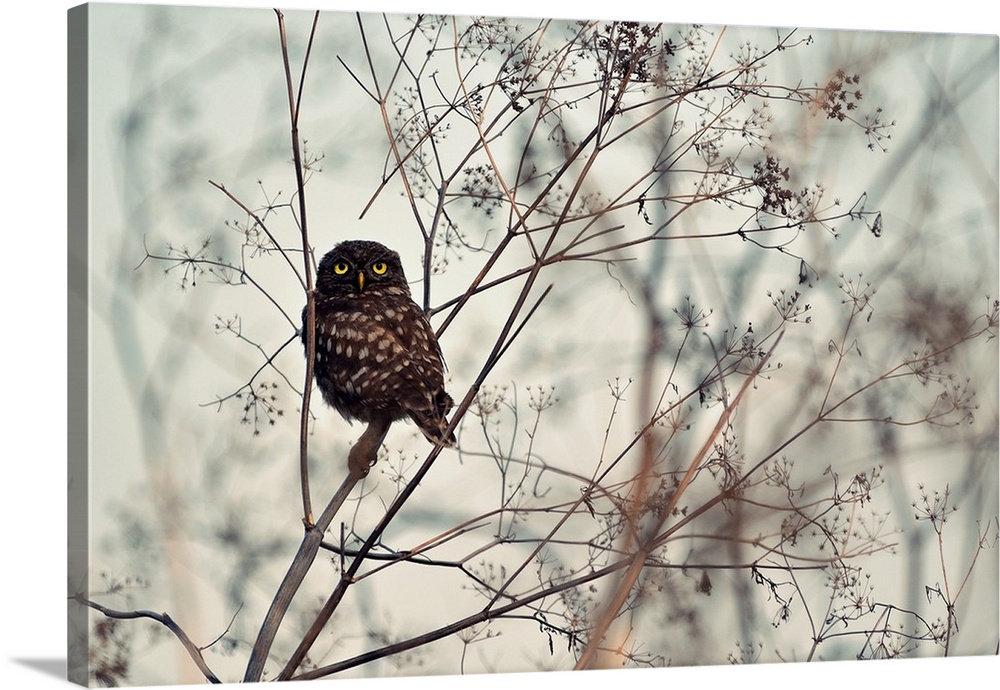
[292,557,635,680]
[242,472,360,683]
[140,247,297,330]
[242,11,328,683]
[275,7,321,525]
[199,332,301,409]
[73,595,223,684]
[575,329,784,669]
[356,12,430,240]
[208,180,305,292]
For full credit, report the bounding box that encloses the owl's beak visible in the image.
[356,271,365,293]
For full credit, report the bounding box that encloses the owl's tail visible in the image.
[410,390,457,447]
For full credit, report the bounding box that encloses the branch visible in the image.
[242,472,361,683]
[72,595,223,684]
[292,556,635,679]
[242,11,329,683]
[273,7,321,522]
[208,180,305,292]
[575,329,785,669]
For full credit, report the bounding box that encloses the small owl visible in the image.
[303,240,456,462]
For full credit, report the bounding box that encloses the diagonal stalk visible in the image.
[242,472,360,683]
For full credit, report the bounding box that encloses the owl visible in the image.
[303,240,456,470]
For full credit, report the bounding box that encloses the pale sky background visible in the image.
[3,1,999,690]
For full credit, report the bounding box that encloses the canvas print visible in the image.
[67,2,999,686]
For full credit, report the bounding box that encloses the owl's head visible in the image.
[316,240,410,297]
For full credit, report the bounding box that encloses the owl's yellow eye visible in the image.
[333,261,350,275]
[371,261,388,275]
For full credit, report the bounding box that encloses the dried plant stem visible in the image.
[575,330,784,669]
[208,180,305,292]
[73,595,222,684]
[274,8,321,524]
[292,556,635,680]
[242,472,360,683]
[243,11,335,684]
[275,438,450,680]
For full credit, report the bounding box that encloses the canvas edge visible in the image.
[68,2,90,686]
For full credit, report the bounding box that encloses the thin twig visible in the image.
[242,10,327,683]
[208,180,305,292]
[73,595,223,684]
[275,7,321,524]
